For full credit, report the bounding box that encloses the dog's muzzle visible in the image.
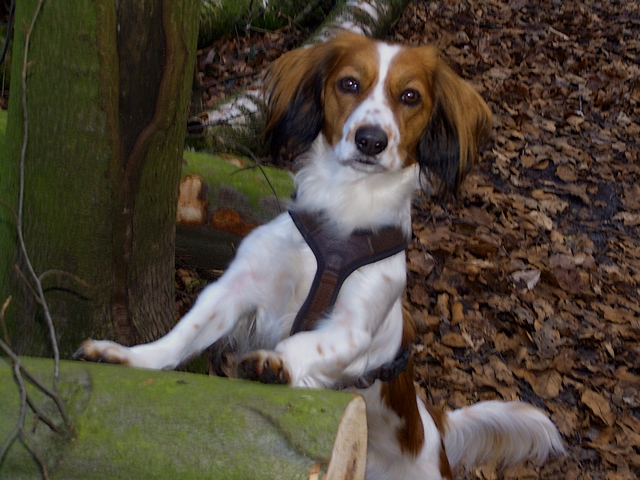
[355,125,388,156]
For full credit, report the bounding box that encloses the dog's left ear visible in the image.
[263,41,343,164]
[418,61,492,197]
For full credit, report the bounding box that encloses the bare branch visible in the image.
[26,395,66,436]
[0,362,27,466]
[0,296,11,346]
[38,269,90,288]
[13,264,43,305]
[0,340,74,432]
[0,361,51,479]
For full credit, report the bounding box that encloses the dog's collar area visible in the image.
[333,347,411,390]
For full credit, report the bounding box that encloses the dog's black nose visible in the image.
[355,126,388,156]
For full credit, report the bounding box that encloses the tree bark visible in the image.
[186,0,411,155]
[0,0,200,357]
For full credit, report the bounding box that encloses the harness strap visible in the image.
[333,347,411,390]
[289,210,408,335]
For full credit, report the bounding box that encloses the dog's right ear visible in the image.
[417,60,492,197]
[263,41,342,164]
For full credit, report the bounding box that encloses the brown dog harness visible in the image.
[288,210,410,388]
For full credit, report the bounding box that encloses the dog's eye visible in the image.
[338,77,359,93]
[401,89,421,106]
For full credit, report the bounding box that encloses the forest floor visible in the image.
[187,0,640,478]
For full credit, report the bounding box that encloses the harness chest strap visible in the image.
[289,210,408,334]
[288,210,410,387]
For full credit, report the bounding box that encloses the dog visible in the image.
[75,32,564,479]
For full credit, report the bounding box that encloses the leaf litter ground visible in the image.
[186,1,640,478]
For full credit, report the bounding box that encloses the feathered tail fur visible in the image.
[444,401,565,469]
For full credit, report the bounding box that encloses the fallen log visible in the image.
[175,150,295,269]
[198,0,334,48]
[0,357,367,480]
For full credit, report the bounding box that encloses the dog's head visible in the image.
[264,31,492,196]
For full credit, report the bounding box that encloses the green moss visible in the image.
[1,358,355,480]
[198,0,325,48]
[182,150,294,217]
[0,109,7,139]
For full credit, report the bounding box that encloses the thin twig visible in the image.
[0,198,19,225]
[19,427,50,480]
[0,296,11,346]
[0,0,15,67]
[0,340,74,431]
[225,141,284,214]
[39,269,90,288]
[0,370,22,463]
[196,71,258,92]
[13,263,43,305]
[2,361,50,479]
[0,424,19,467]
[26,395,65,435]
[549,26,570,41]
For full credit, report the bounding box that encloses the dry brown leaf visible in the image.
[513,368,563,399]
[489,356,515,385]
[408,283,430,308]
[451,301,464,325]
[551,266,583,295]
[531,370,563,399]
[407,248,436,276]
[613,212,640,227]
[441,332,467,349]
[582,389,616,426]
[566,115,585,130]
[548,403,580,437]
[555,164,578,182]
[541,119,557,132]
[527,211,554,230]
[415,224,453,252]
[436,293,451,320]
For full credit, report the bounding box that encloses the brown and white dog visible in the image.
[76,32,564,479]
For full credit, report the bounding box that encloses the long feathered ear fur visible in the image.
[418,61,492,197]
[263,41,343,165]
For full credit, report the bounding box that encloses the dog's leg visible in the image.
[75,216,302,369]
[75,266,261,368]
[239,257,407,388]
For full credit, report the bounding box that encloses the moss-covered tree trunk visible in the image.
[0,0,200,358]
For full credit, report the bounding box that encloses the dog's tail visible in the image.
[443,401,565,469]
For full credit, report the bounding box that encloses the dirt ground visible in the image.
[190,1,640,478]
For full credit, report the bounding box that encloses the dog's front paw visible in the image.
[73,339,131,365]
[237,350,291,385]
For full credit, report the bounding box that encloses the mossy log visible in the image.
[175,150,295,269]
[0,357,367,479]
[198,0,334,49]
